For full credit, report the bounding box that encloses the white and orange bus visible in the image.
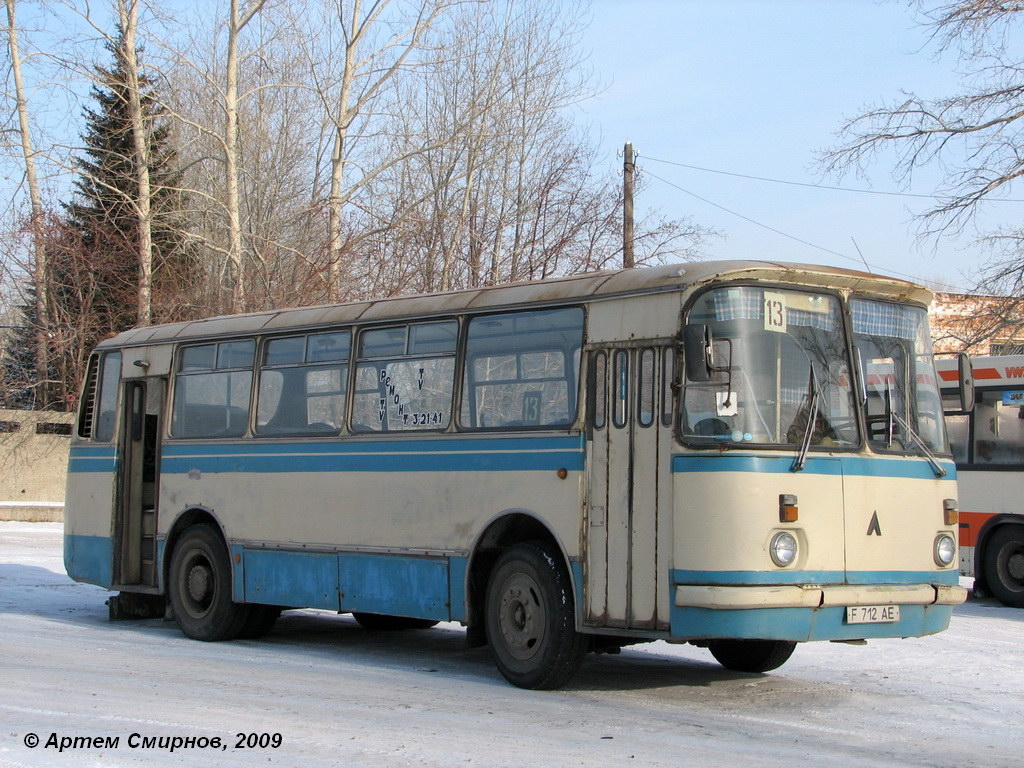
[64,262,967,688]
[937,354,1024,607]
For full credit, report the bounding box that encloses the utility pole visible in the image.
[623,141,635,269]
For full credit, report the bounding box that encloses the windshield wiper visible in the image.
[890,409,947,478]
[791,364,822,473]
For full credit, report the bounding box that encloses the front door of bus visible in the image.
[115,378,164,587]
[585,346,673,631]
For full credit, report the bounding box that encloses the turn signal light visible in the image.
[943,499,959,526]
[779,494,798,523]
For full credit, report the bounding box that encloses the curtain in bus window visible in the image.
[461,307,584,430]
[683,287,856,448]
[851,299,945,453]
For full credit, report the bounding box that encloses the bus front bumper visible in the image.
[675,583,967,610]
[670,582,967,642]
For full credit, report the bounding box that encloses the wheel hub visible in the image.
[498,576,544,660]
[187,563,213,603]
[1007,551,1024,582]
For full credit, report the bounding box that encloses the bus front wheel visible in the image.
[707,639,796,673]
[983,525,1024,608]
[484,542,587,690]
[168,524,249,641]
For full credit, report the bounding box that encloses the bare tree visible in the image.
[823,1,1024,294]
[116,0,156,324]
[4,0,51,405]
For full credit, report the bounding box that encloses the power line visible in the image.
[640,167,968,293]
[641,155,1024,203]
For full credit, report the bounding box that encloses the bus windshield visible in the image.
[682,286,858,447]
[851,299,946,454]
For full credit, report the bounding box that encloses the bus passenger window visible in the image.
[460,307,584,430]
[172,340,254,438]
[612,350,629,428]
[972,391,1024,466]
[93,351,122,442]
[661,347,674,427]
[591,352,607,430]
[352,321,457,432]
[256,331,350,435]
[638,348,655,427]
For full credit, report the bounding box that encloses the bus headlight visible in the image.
[934,534,956,567]
[770,531,799,568]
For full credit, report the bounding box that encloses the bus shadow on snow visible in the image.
[232,609,779,692]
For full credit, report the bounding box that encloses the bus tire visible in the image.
[484,542,587,690]
[238,605,282,639]
[707,639,796,673]
[982,525,1024,608]
[168,524,249,641]
[351,613,439,631]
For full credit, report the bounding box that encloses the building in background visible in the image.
[930,292,1024,356]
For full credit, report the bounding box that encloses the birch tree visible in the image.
[4,0,51,406]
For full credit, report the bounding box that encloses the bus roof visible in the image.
[98,260,931,349]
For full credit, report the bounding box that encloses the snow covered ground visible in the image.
[1,521,1020,768]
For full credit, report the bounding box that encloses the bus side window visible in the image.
[591,351,607,430]
[256,331,349,435]
[661,347,674,427]
[638,348,655,427]
[972,391,1024,466]
[93,351,122,442]
[460,307,584,430]
[946,412,969,464]
[172,341,254,438]
[612,350,629,428]
[352,321,457,432]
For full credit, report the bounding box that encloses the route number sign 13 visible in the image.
[763,292,787,333]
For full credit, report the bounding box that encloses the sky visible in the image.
[579,0,1019,293]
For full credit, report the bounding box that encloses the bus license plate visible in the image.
[846,605,900,624]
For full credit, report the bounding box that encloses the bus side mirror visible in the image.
[956,352,975,413]
[683,324,713,382]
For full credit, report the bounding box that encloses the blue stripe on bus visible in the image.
[161,435,581,456]
[161,435,585,474]
[671,603,954,642]
[671,568,961,586]
[68,436,585,474]
[64,534,113,587]
[68,445,117,474]
[671,454,957,480]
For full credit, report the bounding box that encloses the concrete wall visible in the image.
[0,409,74,522]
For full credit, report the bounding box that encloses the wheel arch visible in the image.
[161,507,231,595]
[974,514,1024,594]
[463,509,577,637]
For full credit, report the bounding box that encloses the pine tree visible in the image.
[1,283,46,409]
[59,26,198,340]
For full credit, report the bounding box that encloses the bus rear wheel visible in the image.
[352,613,439,630]
[707,639,796,673]
[168,524,249,641]
[484,542,587,690]
[983,526,1024,608]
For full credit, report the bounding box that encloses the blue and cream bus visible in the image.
[64,261,967,689]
